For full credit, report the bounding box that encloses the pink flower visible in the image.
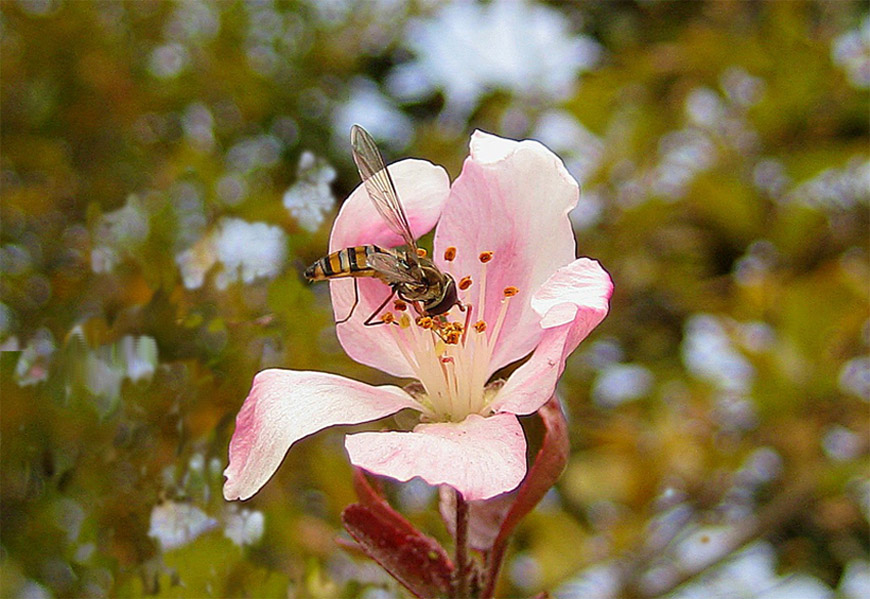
[223,131,613,502]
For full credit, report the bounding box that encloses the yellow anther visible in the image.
[479,251,494,263]
[503,286,519,297]
[416,316,433,329]
[416,248,428,258]
[393,299,407,311]
[399,314,411,328]
[444,246,457,261]
[445,331,461,345]
[459,276,472,290]
[381,312,395,324]
[474,320,487,333]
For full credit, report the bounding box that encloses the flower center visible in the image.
[375,248,518,422]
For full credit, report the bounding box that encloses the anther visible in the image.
[393,299,407,311]
[444,246,457,262]
[381,312,395,324]
[474,320,487,333]
[458,276,472,290]
[416,316,433,329]
[479,251,494,263]
[399,314,410,328]
[416,248,428,258]
[503,286,519,297]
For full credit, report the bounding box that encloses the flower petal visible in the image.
[329,159,451,378]
[491,258,613,415]
[329,158,450,251]
[433,131,579,375]
[223,369,419,501]
[345,412,527,501]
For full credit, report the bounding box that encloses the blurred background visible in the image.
[1,1,868,597]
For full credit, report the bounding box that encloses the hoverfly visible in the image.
[305,125,459,326]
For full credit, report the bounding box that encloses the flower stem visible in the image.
[480,545,505,599]
[452,488,471,599]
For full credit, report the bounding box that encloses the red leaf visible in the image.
[342,503,454,598]
[351,466,386,507]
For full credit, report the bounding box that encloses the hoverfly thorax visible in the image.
[304,125,460,326]
[394,256,458,316]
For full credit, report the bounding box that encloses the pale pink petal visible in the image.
[329,158,450,251]
[223,369,420,501]
[433,131,579,376]
[345,413,527,501]
[329,159,451,378]
[490,258,613,415]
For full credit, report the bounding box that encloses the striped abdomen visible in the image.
[304,245,386,281]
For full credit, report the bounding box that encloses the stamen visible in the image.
[437,355,456,417]
[488,292,514,352]
[385,243,518,421]
[427,317,464,345]
[476,255,489,338]
[460,303,473,346]
[416,248,427,258]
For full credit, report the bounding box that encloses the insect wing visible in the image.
[350,125,419,255]
[366,251,419,284]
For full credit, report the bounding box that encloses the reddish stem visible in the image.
[452,488,471,599]
[480,544,504,599]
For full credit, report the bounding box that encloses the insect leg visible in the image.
[363,287,398,327]
[335,279,360,325]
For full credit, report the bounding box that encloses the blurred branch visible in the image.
[618,468,820,598]
[452,489,471,599]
